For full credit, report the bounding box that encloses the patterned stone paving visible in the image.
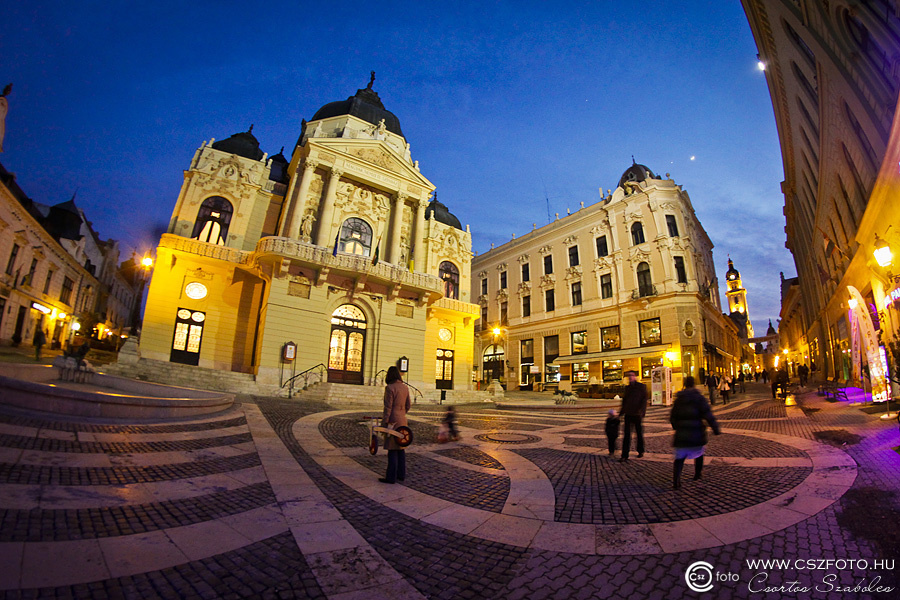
[0,383,897,598]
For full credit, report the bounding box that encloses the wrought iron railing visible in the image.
[282,363,326,398]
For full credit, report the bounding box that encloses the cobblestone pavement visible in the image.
[0,381,898,598]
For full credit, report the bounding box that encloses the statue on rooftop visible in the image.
[0,83,12,153]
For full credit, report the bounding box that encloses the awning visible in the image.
[553,347,664,365]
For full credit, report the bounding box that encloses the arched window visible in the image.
[339,218,372,256]
[637,261,653,297]
[439,261,460,300]
[631,222,645,246]
[191,197,233,245]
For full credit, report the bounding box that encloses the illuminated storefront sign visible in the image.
[31,302,51,314]
[882,286,900,310]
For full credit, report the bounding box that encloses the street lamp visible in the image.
[874,234,893,268]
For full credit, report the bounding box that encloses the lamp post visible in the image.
[870,234,898,419]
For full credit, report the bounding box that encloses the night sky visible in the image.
[1,1,793,331]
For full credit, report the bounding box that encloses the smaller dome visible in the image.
[766,320,777,335]
[425,194,463,231]
[618,160,656,190]
[211,126,264,161]
[268,147,289,184]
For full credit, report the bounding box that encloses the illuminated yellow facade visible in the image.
[138,80,479,399]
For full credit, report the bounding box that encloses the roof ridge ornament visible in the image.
[367,71,375,90]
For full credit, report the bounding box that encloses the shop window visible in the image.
[573,362,589,383]
[602,360,623,382]
[639,317,662,347]
[641,357,663,379]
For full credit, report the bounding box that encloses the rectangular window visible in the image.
[480,305,488,329]
[500,301,508,325]
[481,278,488,295]
[543,254,553,275]
[639,317,662,347]
[521,339,534,361]
[674,256,687,284]
[568,245,579,267]
[602,360,623,382]
[5,243,19,276]
[27,259,38,285]
[601,326,621,351]
[641,357,663,379]
[596,236,609,257]
[500,270,507,289]
[573,362,590,383]
[60,276,74,305]
[571,282,582,306]
[600,273,613,299]
[521,263,530,282]
[43,270,54,295]
[666,214,679,237]
[545,288,555,312]
[522,295,531,317]
[572,331,587,354]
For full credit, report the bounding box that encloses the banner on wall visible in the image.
[847,285,890,403]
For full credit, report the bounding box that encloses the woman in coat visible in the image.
[670,376,721,489]
[380,366,411,484]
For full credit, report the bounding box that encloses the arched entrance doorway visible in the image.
[328,304,366,384]
[482,344,505,384]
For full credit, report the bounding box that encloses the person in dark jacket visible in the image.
[605,409,620,456]
[705,372,719,405]
[619,371,648,462]
[670,376,721,489]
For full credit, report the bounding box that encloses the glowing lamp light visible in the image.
[71,322,81,332]
[874,234,893,268]
[665,350,678,364]
[848,297,859,310]
[142,256,154,268]
[492,328,502,336]
[782,349,789,355]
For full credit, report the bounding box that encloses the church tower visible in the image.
[725,258,754,338]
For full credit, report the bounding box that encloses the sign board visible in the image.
[530,365,540,374]
[651,366,673,406]
[282,342,296,362]
[398,356,409,373]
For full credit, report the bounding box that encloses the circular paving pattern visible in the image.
[474,432,542,444]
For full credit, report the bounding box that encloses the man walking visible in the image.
[705,371,719,405]
[619,370,648,462]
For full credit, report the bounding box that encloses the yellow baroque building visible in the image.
[136,80,480,400]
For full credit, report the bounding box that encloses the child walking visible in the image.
[605,408,620,456]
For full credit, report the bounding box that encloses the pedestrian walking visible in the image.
[718,374,732,405]
[605,408,620,456]
[619,370,648,462]
[33,327,47,361]
[705,372,719,405]
[738,371,746,393]
[670,376,721,489]
[442,406,460,441]
[379,366,411,484]
[761,369,769,384]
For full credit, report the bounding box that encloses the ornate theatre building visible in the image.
[136,79,479,398]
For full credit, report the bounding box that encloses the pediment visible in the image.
[310,139,434,190]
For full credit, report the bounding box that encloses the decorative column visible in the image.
[388,192,406,264]
[285,158,318,238]
[314,166,343,247]
[412,197,427,272]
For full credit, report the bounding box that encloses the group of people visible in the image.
[378,367,721,491]
[605,371,719,489]
[702,371,748,405]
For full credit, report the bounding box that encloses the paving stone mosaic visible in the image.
[514,448,812,524]
[431,446,506,470]
[318,413,438,448]
[0,482,275,541]
[0,453,261,486]
[717,399,788,420]
[0,432,252,454]
[0,410,248,434]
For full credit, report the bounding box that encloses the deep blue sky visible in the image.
[1,0,793,331]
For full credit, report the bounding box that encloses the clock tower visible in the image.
[725,258,754,338]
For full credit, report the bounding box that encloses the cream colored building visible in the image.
[136,79,480,399]
[743,1,900,394]
[471,163,741,393]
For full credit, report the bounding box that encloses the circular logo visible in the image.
[685,561,714,593]
[439,327,452,342]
